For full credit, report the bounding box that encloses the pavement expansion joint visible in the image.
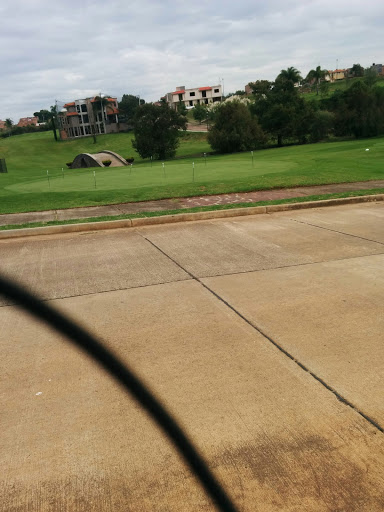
[138,230,384,435]
[291,218,384,246]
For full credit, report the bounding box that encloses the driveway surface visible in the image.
[1,202,384,511]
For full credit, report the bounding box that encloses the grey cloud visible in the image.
[1,0,383,120]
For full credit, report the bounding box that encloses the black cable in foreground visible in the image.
[0,274,238,512]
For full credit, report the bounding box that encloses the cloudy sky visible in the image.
[1,0,383,121]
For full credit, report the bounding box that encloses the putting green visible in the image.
[1,130,384,214]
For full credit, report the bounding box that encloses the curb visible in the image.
[0,194,383,240]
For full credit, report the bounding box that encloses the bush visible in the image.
[66,162,73,168]
[102,159,112,167]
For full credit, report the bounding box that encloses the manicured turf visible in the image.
[0,130,384,214]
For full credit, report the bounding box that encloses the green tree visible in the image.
[248,80,273,97]
[207,100,266,153]
[177,101,188,116]
[364,68,378,88]
[5,118,13,136]
[309,110,335,142]
[193,103,207,124]
[118,94,144,123]
[305,66,328,95]
[278,67,302,85]
[320,80,330,96]
[33,109,51,123]
[132,103,187,160]
[251,77,305,146]
[350,64,364,77]
[49,105,59,141]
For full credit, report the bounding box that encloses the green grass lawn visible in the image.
[0,130,384,214]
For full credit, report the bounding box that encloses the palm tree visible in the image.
[278,67,302,85]
[49,105,58,141]
[90,95,115,143]
[305,66,328,95]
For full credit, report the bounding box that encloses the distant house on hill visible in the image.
[0,120,6,131]
[57,96,123,140]
[327,69,347,82]
[18,116,38,127]
[163,85,223,111]
[371,63,384,76]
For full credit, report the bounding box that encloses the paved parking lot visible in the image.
[1,202,384,511]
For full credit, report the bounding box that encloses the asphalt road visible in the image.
[1,202,384,511]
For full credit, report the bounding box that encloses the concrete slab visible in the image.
[285,201,384,243]
[0,229,189,305]
[55,205,121,220]
[0,210,56,227]
[203,253,384,426]
[1,281,384,511]
[138,214,384,277]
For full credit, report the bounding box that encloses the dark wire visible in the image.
[0,274,238,512]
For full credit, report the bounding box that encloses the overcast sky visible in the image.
[1,0,383,120]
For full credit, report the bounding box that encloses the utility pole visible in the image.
[100,92,105,134]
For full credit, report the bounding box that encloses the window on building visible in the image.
[69,128,73,137]
[76,105,80,112]
[79,116,82,124]
[204,99,208,104]
[74,127,78,136]
[81,104,87,112]
[201,90,207,98]
[83,114,89,124]
[189,100,193,106]
[214,88,219,93]
[98,112,102,121]
[178,94,183,101]
[80,126,84,135]
[85,126,91,135]
[190,92,195,97]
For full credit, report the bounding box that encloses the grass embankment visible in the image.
[0,130,384,214]
[302,76,384,101]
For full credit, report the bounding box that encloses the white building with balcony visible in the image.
[164,85,223,110]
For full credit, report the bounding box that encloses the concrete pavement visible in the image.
[1,202,384,511]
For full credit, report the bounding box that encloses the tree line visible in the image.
[131,65,384,160]
[208,66,384,153]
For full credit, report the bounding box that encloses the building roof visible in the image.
[172,90,185,95]
[64,102,75,107]
[91,96,117,103]
[66,112,79,116]
[199,86,212,91]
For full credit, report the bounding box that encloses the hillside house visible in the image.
[58,96,121,140]
[18,116,38,127]
[164,85,223,110]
